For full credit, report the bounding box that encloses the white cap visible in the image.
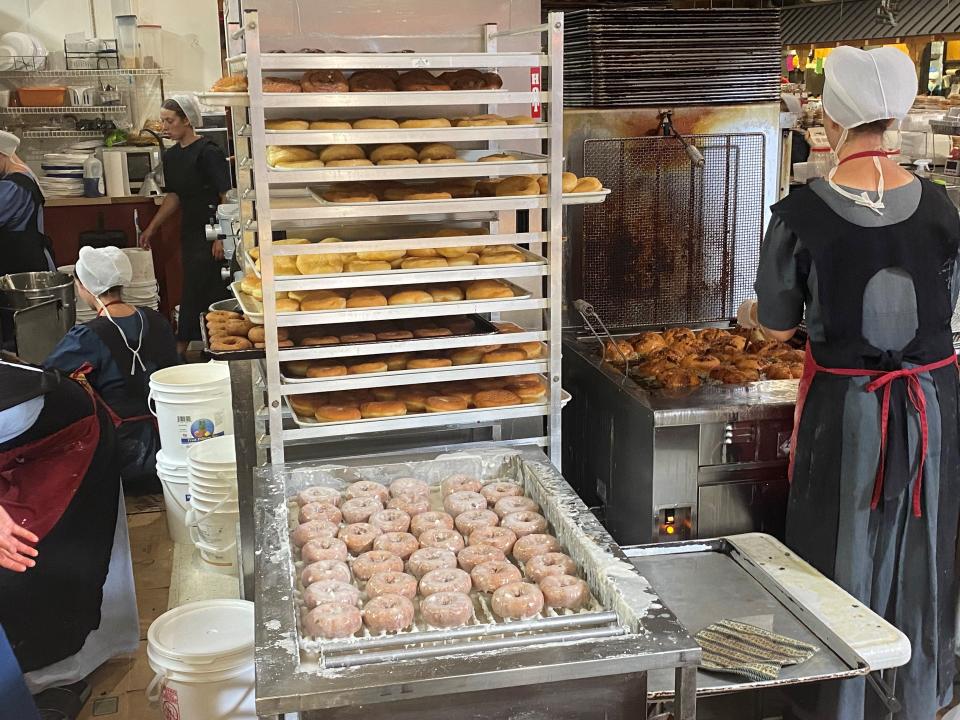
[75,246,132,297]
[0,130,20,157]
[168,93,204,129]
[823,46,917,129]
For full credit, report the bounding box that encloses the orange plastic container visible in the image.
[17,86,66,107]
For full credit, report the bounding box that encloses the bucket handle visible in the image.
[146,671,166,704]
[187,509,238,553]
[186,492,235,522]
[147,388,157,417]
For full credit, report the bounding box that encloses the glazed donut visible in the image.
[388,493,431,517]
[440,474,482,497]
[512,534,561,564]
[373,531,420,561]
[480,482,523,506]
[449,348,484,366]
[492,582,544,619]
[399,118,452,129]
[345,481,390,504]
[473,390,523,408]
[425,395,468,413]
[206,310,241,322]
[337,523,383,555]
[363,593,414,633]
[525,552,577,582]
[347,361,390,377]
[410,511,455,538]
[210,336,253,352]
[418,528,465,554]
[681,353,722,373]
[397,70,450,91]
[263,77,302,93]
[482,349,527,364]
[315,405,361,423]
[419,567,472,597]
[349,70,397,92]
[340,332,378,344]
[360,401,407,419]
[369,508,411,534]
[420,591,474,628]
[389,477,430,498]
[377,330,414,341]
[414,328,454,338]
[409,358,454,370]
[303,602,362,639]
[457,543,506,573]
[301,69,348,92]
[296,486,342,507]
[304,580,361,609]
[340,496,384,524]
[365,571,418,600]
[302,536,349,563]
[353,118,400,129]
[301,559,352,587]
[539,574,590,610]
[470,560,522,593]
[454,509,499,537]
[502,511,548,538]
[406,547,457,579]
[291,520,339,548]
[508,382,547,403]
[353,550,404,580]
[302,335,340,347]
[493,496,540,519]
[444,491,487,517]
[468,526,517,555]
[224,318,253,336]
[299,502,343,525]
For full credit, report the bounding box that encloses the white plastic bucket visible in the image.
[157,451,191,545]
[188,507,239,550]
[122,247,156,284]
[149,364,232,463]
[147,600,255,719]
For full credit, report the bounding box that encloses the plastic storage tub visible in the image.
[18,86,66,107]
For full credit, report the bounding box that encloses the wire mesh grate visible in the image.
[580,133,765,329]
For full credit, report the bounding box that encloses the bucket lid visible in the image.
[156,449,187,472]
[148,599,253,666]
[187,435,236,466]
[150,362,230,388]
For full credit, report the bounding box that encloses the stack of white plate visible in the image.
[0,32,47,72]
[39,153,86,198]
[122,280,160,310]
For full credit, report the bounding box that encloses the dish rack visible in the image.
[222,9,582,465]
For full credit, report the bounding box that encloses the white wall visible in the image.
[0,0,222,93]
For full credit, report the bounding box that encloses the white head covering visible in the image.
[823,46,917,129]
[0,130,20,157]
[168,93,204,129]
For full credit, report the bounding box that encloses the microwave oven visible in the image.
[97,146,163,195]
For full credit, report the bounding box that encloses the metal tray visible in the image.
[246,245,546,281]
[270,148,548,172]
[231,279,533,324]
[199,312,266,361]
[308,187,610,208]
[623,538,869,698]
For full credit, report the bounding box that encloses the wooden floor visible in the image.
[78,496,170,720]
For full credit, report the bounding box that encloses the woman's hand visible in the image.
[139,224,156,250]
[0,506,38,572]
[212,238,225,261]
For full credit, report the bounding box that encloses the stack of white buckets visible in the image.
[150,362,238,574]
[120,247,160,310]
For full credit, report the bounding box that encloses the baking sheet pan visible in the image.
[270,149,548,171]
[306,187,610,208]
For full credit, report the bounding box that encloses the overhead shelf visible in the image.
[253,52,548,71]
[0,105,127,115]
[260,90,543,109]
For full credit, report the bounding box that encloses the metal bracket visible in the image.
[866,669,901,718]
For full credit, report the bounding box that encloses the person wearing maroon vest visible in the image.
[741,47,959,720]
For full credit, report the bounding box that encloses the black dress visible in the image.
[162,136,231,341]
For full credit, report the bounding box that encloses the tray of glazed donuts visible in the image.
[601,326,805,390]
[201,310,266,359]
[267,145,547,170]
[213,67,505,94]
[284,374,550,426]
[264,113,538,135]
[286,464,607,655]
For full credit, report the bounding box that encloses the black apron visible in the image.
[0,173,53,275]
[85,310,167,483]
[771,178,960,718]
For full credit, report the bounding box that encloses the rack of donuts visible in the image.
[217,13,571,462]
[600,326,805,390]
[284,460,627,663]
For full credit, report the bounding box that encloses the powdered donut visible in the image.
[299,502,343,525]
[493,495,540,519]
[341,496,384,524]
[302,536,348,563]
[365,571,417,600]
[389,477,430,498]
[303,580,361,609]
[352,549,404,580]
[303,602,362,639]
[346,480,390,504]
[388,493,431,517]
[373,531,419,560]
[410,511,454,538]
[441,474,482,497]
[443,491,487,517]
[417,528,465,554]
[512,533,561,564]
[470,560,522,593]
[539,574,590,610]
[457,544,506,573]
[468,526,517,555]
[501,511,548,538]
[406,547,457,579]
[420,591,473,628]
[454,509,499,537]
[291,520,339,547]
[525,552,577,583]
[363,594,414,633]
[297,486,342,507]
[337,523,382,555]
[480,482,523,506]
[369,508,411,534]
[419,567,472,597]
[491,581,544,619]
[301,559,351,587]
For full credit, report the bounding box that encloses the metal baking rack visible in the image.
[230,8,570,465]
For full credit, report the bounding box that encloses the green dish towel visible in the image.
[695,619,818,682]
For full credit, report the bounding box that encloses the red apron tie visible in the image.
[788,342,957,518]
